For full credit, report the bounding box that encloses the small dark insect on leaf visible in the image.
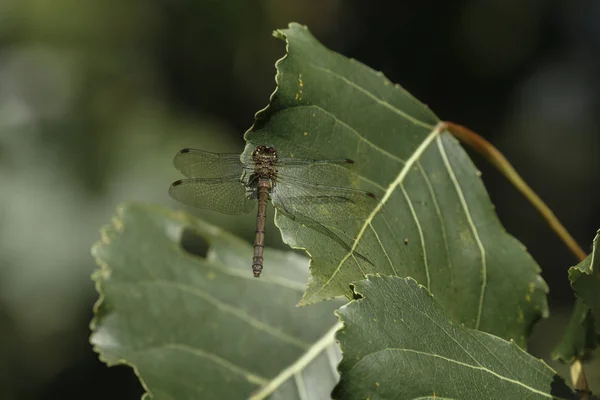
[404,238,409,245]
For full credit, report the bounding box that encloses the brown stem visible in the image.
[441,121,589,394]
[442,121,587,261]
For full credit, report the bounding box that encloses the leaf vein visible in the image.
[160,343,268,386]
[369,222,396,275]
[400,184,430,288]
[436,136,487,329]
[136,280,309,349]
[291,104,407,164]
[294,372,309,400]
[417,161,454,287]
[307,64,436,131]
[313,123,445,297]
[249,323,341,400]
[365,348,566,399]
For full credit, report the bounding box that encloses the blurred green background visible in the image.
[0,1,598,399]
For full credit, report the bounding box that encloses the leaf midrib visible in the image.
[313,125,444,297]
[299,60,488,325]
[249,322,341,400]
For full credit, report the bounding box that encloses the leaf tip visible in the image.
[272,22,308,41]
[272,29,286,41]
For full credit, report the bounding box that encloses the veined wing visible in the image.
[271,178,379,221]
[276,158,356,187]
[271,181,376,266]
[173,148,248,179]
[276,157,355,166]
[169,178,255,215]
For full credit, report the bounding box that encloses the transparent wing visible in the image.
[173,148,249,179]
[272,182,377,266]
[276,158,356,187]
[169,178,255,214]
[271,178,379,221]
[276,157,355,166]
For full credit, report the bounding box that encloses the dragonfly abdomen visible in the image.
[252,178,271,277]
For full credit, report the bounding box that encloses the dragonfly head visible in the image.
[252,145,278,164]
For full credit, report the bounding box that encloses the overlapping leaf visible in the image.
[243,23,548,346]
[333,275,575,400]
[552,299,597,363]
[553,230,600,362]
[569,230,600,329]
[90,203,343,399]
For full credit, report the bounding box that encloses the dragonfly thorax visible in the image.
[252,145,278,180]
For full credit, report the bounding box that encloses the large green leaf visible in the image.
[333,275,575,400]
[90,203,343,399]
[553,230,600,362]
[243,23,548,346]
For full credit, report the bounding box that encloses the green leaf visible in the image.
[249,324,342,400]
[552,299,597,363]
[91,203,343,399]
[243,23,548,346]
[553,230,600,362]
[333,275,575,400]
[569,230,600,332]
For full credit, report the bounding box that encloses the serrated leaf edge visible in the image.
[334,276,568,400]
[89,203,154,399]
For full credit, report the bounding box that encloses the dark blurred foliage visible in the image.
[0,1,598,398]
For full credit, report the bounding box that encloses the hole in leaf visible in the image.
[179,227,210,259]
[350,284,364,300]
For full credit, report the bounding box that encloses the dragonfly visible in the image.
[169,145,379,277]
